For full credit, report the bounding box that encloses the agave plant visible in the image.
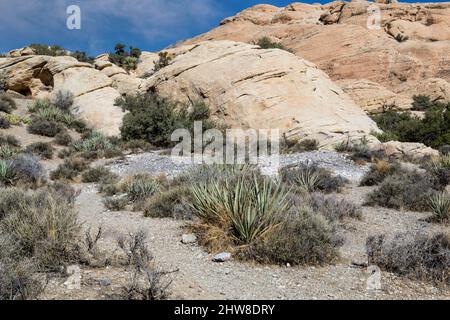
[125,174,160,201]
[293,166,321,192]
[0,159,16,185]
[190,173,290,244]
[429,192,450,222]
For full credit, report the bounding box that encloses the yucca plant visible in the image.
[0,159,16,185]
[125,174,160,201]
[293,167,321,192]
[0,145,18,160]
[429,193,450,222]
[190,173,290,244]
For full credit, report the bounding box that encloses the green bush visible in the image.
[255,37,293,53]
[411,95,434,111]
[81,166,118,183]
[365,169,436,211]
[153,52,172,73]
[54,131,73,146]
[50,157,89,181]
[360,160,404,186]
[143,186,192,219]
[0,117,10,129]
[366,232,449,284]
[116,93,214,148]
[244,208,342,265]
[25,142,54,159]
[0,71,7,92]
[72,132,122,159]
[0,134,20,147]
[372,99,450,148]
[109,43,142,71]
[0,93,16,113]
[0,188,81,270]
[280,164,348,193]
[28,119,65,137]
[281,137,319,154]
[52,90,74,113]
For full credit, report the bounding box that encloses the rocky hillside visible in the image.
[184,1,450,113]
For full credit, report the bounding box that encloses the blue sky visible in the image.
[0,0,443,56]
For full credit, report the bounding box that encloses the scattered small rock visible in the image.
[98,279,112,287]
[212,252,232,262]
[181,233,197,244]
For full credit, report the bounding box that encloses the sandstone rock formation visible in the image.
[0,54,125,135]
[183,1,450,110]
[140,40,380,148]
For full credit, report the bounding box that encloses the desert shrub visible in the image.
[81,166,118,183]
[50,157,89,181]
[0,117,10,129]
[244,208,342,265]
[120,139,155,153]
[109,43,141,71]
[365,169,436,211]
[428,192,450,222]
[372,100,450,148]
[72,132,122,159]
[70,50,94,64]
[104,196,128,211]
[281,137,319,154]
[29,99,87,133]
[0,93,16,114]
[116,93,214,148]
[52,90,74,113]
[28,119,64,137]
[54,131,73,146]
[0,188,81,270]
[256,37,293,53]
[11,153,44,185]
[45,182,80,204]
[153,51,172,73]
[125,174,160,202]
[2,114,31,126]
[0,145,19,160]
[117,231,175,300]
[360,160,404,186]
[366,232,450,284]
[25,142,53,160]
[143,186,192,219]
[0,71,7,92]
[0,159,16,186]
[0,134,20,147]
[280,164,348,193]
[0,257,43,300]
[425,155,450,190]
[29,43,67,56]
[308,193,362,221]
[411,95,434,111]
[190,173,290,244]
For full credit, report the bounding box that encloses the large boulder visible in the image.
[0,55,125,135]
[142,41,380,148]
[183,1,450,109]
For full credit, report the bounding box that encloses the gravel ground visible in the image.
[109,151,370,182]
[40,184,449,300]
